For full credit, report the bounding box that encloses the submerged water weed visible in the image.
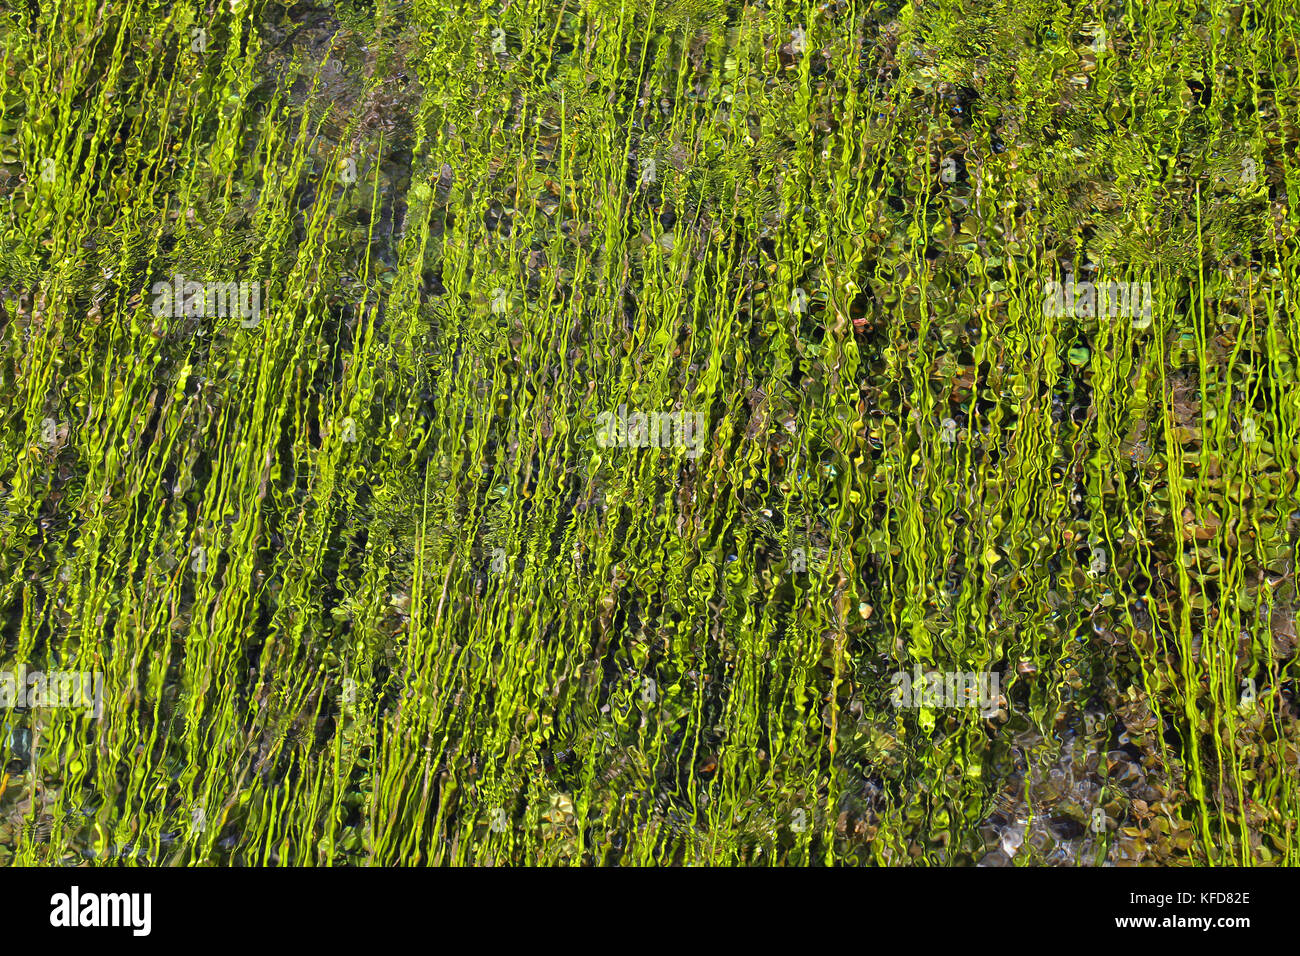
[0,0,1296,866]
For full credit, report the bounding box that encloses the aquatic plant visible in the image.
[0,0,1296,866]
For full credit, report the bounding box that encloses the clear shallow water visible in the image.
[0,0,1296,866]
